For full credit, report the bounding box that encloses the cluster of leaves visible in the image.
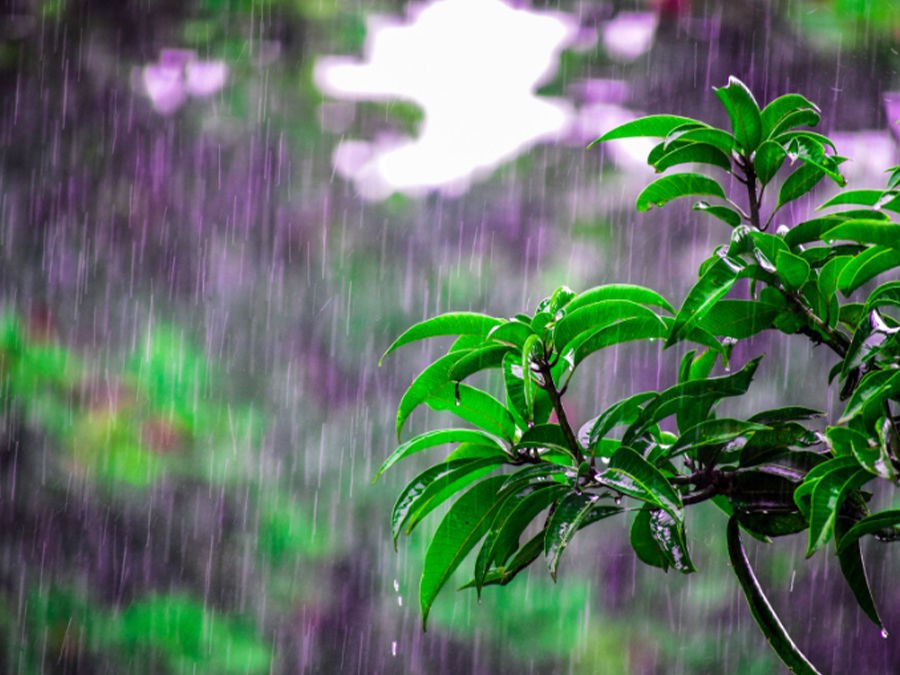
[379,77,900,673]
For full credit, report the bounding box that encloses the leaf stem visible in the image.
[535,358,585,465]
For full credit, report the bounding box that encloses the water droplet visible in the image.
[881,628,889,639]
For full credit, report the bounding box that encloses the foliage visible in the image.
[379,76,900,672]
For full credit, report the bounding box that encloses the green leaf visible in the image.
[819,189,888,210]
[588,115,705,147]
[839,369,900,424]
[381,313,502,363]
[727,517,823,675]
[777,163,826,210]
[805,464,870,556]
[822,220,900,248]
[697,299,780,338]
[775,249,810,291]
[545,491,621,579]
[397,351,475,437]
[782,216,846,249]
[563,316,668,376]
[375,428,507,481]
[630,505,669,570]
[586,391,658,449]
[598,446,682,518]
[760,93,820,138]
[838,246,900,294]
[392,458,505,543]
[553,300,664,353]
[693,200,743,227]
[651,142,732,172]
[647,507,696,572]
[566,284,675,315]
[835,517,885,632]
[420,475,510,629]
[488,320,534,348]
[474,482,568,592]
[666,126,736,155]
[425,382,519,441]
[469,531,543,588]
[667,418,770,458]
[748,406,824,424]
[754,140,787,185]
[865,280,900,313]
[635,173,727,212]
[447,344,515,381]
[836,509,900,554]
[714,76,762,152]
[516,424,576,458]
[666,255,745,347]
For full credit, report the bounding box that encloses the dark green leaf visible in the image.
[586,391,658,449]
[630,505,669,570]
[727,517,824,675]
[864,281,900,313]
[806,464,870,556]
[748,407,824,424]
[839,369,900,424]
[545,491,621,579]
[469,531,543,588]
[693,200,743,227]
[667,418,770,458]
[516,424,576,458]
[836,509,900,554]
[420,475,509,629]
[588,115,705,147]
[598,446,682,518]
[635,173,727,212]
[647,507,695,572]
[835,517,885,631]
[783,216,846,249]
[381,313,502,363]
[715,76,762,152]
[375,428,506,481]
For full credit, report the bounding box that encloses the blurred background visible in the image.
[0,0,898,672]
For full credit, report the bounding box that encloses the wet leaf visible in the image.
[726,517,823,675]
[563,316,669,376]
[775,249,810,291]
[714,76,762,152]
[566,284,675,315]
[760,93,820,138]
[381,312,502,363]
[426,382,519,441]
[667,418,770,458]
[835,517,885,632]
[697,299,781,338]
[374,428,507,481]
[545,491,621,579]
[777,163,826,210]
[635,173,727,212]
[391,458,505,542]
[516,423,576,458]
[666,255,745,347]
[804,461,871,556]
[693,200,743,227]
[651,142,732,172]
[753,140,787,185]
[836,509,900,554]
[597,446,682,518]
[588,115,705,147]
[822,220,900,248]
[647,508,695,572]
[420,475,509,629]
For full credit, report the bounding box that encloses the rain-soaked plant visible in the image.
[378,76,900,673]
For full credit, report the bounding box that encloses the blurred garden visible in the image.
[0,0,898,672]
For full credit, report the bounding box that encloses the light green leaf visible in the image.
[392,458,505,543]
[666,255,745,347]
[714,76,762,152]
[760,93,820,138]
[651,142,732,172]
[693,200,743,227]
[420,475,510,629]
[566,284,675,315]
[754,140,787,185]
[775,249,811,291]
[422,382,518,441]
[375,428,506,481]
[697,299,781,338]
[564,316,668,375]
[488,320,534,348]
[588,115,705,147]
[636,173,727,212]
[837,246,900,294]
[381,313,502,363]
[545,491,621,579]
[553,300,663,353]
[727,517,823,675]
[822,220,900,248]
[777,163,826,210]
[397,351,476,437]
[665,126,736,155]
